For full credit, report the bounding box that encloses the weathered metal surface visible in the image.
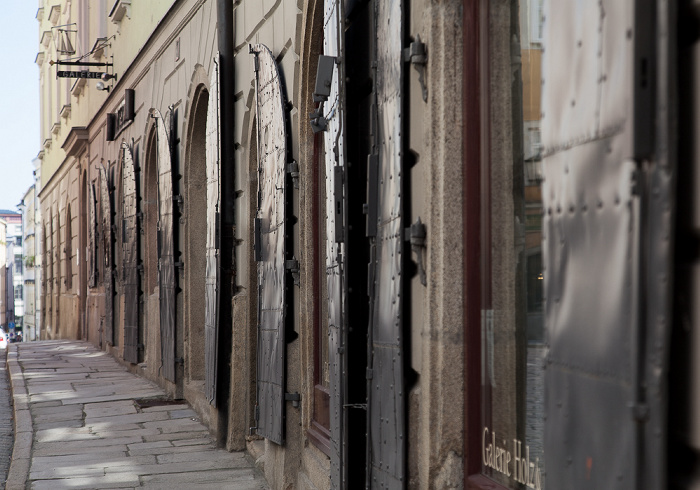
[323,0,347,487]
[121,142,140,364]
[541,0,652,488]
[88,182,97,288]
[152,108,177,382]
[100,167,114,345]
[251,43,287,446]
[367,0,405,487]
[205,57,221,404]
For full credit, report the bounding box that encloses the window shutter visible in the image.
[365,1,406,487]
[121,142,139,364]
[88,182,97,288]
[322,1,347,486]
[152,108,177,382]
[205,55,222,405]
[541,0,667,487]
[100,167,114,346]
[251,43,288,445]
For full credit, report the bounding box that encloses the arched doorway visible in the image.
[184,79,209,385]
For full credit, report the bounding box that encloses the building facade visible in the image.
[19,178,41,341]
[34,0,468,487]
[34,0,686,489]
[0,211,23,338]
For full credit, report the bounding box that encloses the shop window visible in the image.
[308,132,331,455]
[466,0,545,488]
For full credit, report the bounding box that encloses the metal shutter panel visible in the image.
[251,43,288,446]
[205,57,222,404]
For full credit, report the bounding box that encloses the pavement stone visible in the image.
[6,341,269,489]
[0,348,13,487]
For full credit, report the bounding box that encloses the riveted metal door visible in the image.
[323,0,348,486]
[205,57,221,404]
[152,108,177,382]
[88,182,97,288]
[251,43,288,445]
[365,0,405,487]
[121,142,140,364]
[101,167,114,345]
[541,0,665,487]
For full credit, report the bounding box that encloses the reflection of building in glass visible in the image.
[521,0,544,344]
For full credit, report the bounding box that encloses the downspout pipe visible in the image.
[216,0,235,446]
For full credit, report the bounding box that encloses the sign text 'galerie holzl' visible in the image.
[483,427,543,490]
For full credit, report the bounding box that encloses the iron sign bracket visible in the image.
[285,258,300,286]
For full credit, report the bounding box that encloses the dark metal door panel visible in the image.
[205,57,221,405]
[152,108,177,382]
[541,0,652,487]
[121,142,139,364]
[251,43,287,446]
[322,1,347,487]
[89,182,97,288]
[101,167,113,345]
[367,0,404,487]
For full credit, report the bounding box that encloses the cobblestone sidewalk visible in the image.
[6,340,268,489]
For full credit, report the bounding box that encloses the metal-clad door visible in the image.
[152,108,177,382]
[88,182,97,288]
[121,142,140,364]
[541,0,661,487]
[251,43,288,445]
[367,0,405,487]
[323,0,347,486]
[101,167,114,345]
[205,57,221,404]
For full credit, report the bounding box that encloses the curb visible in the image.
[6,344,31,489]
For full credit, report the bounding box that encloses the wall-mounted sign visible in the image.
[57,71,106,79]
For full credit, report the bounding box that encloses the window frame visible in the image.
[307,130,332,456]
[463,1,509,488]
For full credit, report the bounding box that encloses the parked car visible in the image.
[0,329,8,349]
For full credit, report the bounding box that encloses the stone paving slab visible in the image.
[6,341,269,489]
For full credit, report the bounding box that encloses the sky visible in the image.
[0,3,40,212]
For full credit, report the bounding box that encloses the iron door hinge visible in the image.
[285,392,301,408]
[286,258,300,286]
[404,35,428,101]
[309,108,328,133]
[405,217,427,286]
[287,161,300,189]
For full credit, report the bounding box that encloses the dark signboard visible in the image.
[57,70,105,79]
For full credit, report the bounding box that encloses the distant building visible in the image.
[0,211,22,337]
[0,218,6,328]
[19,180,40,341]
